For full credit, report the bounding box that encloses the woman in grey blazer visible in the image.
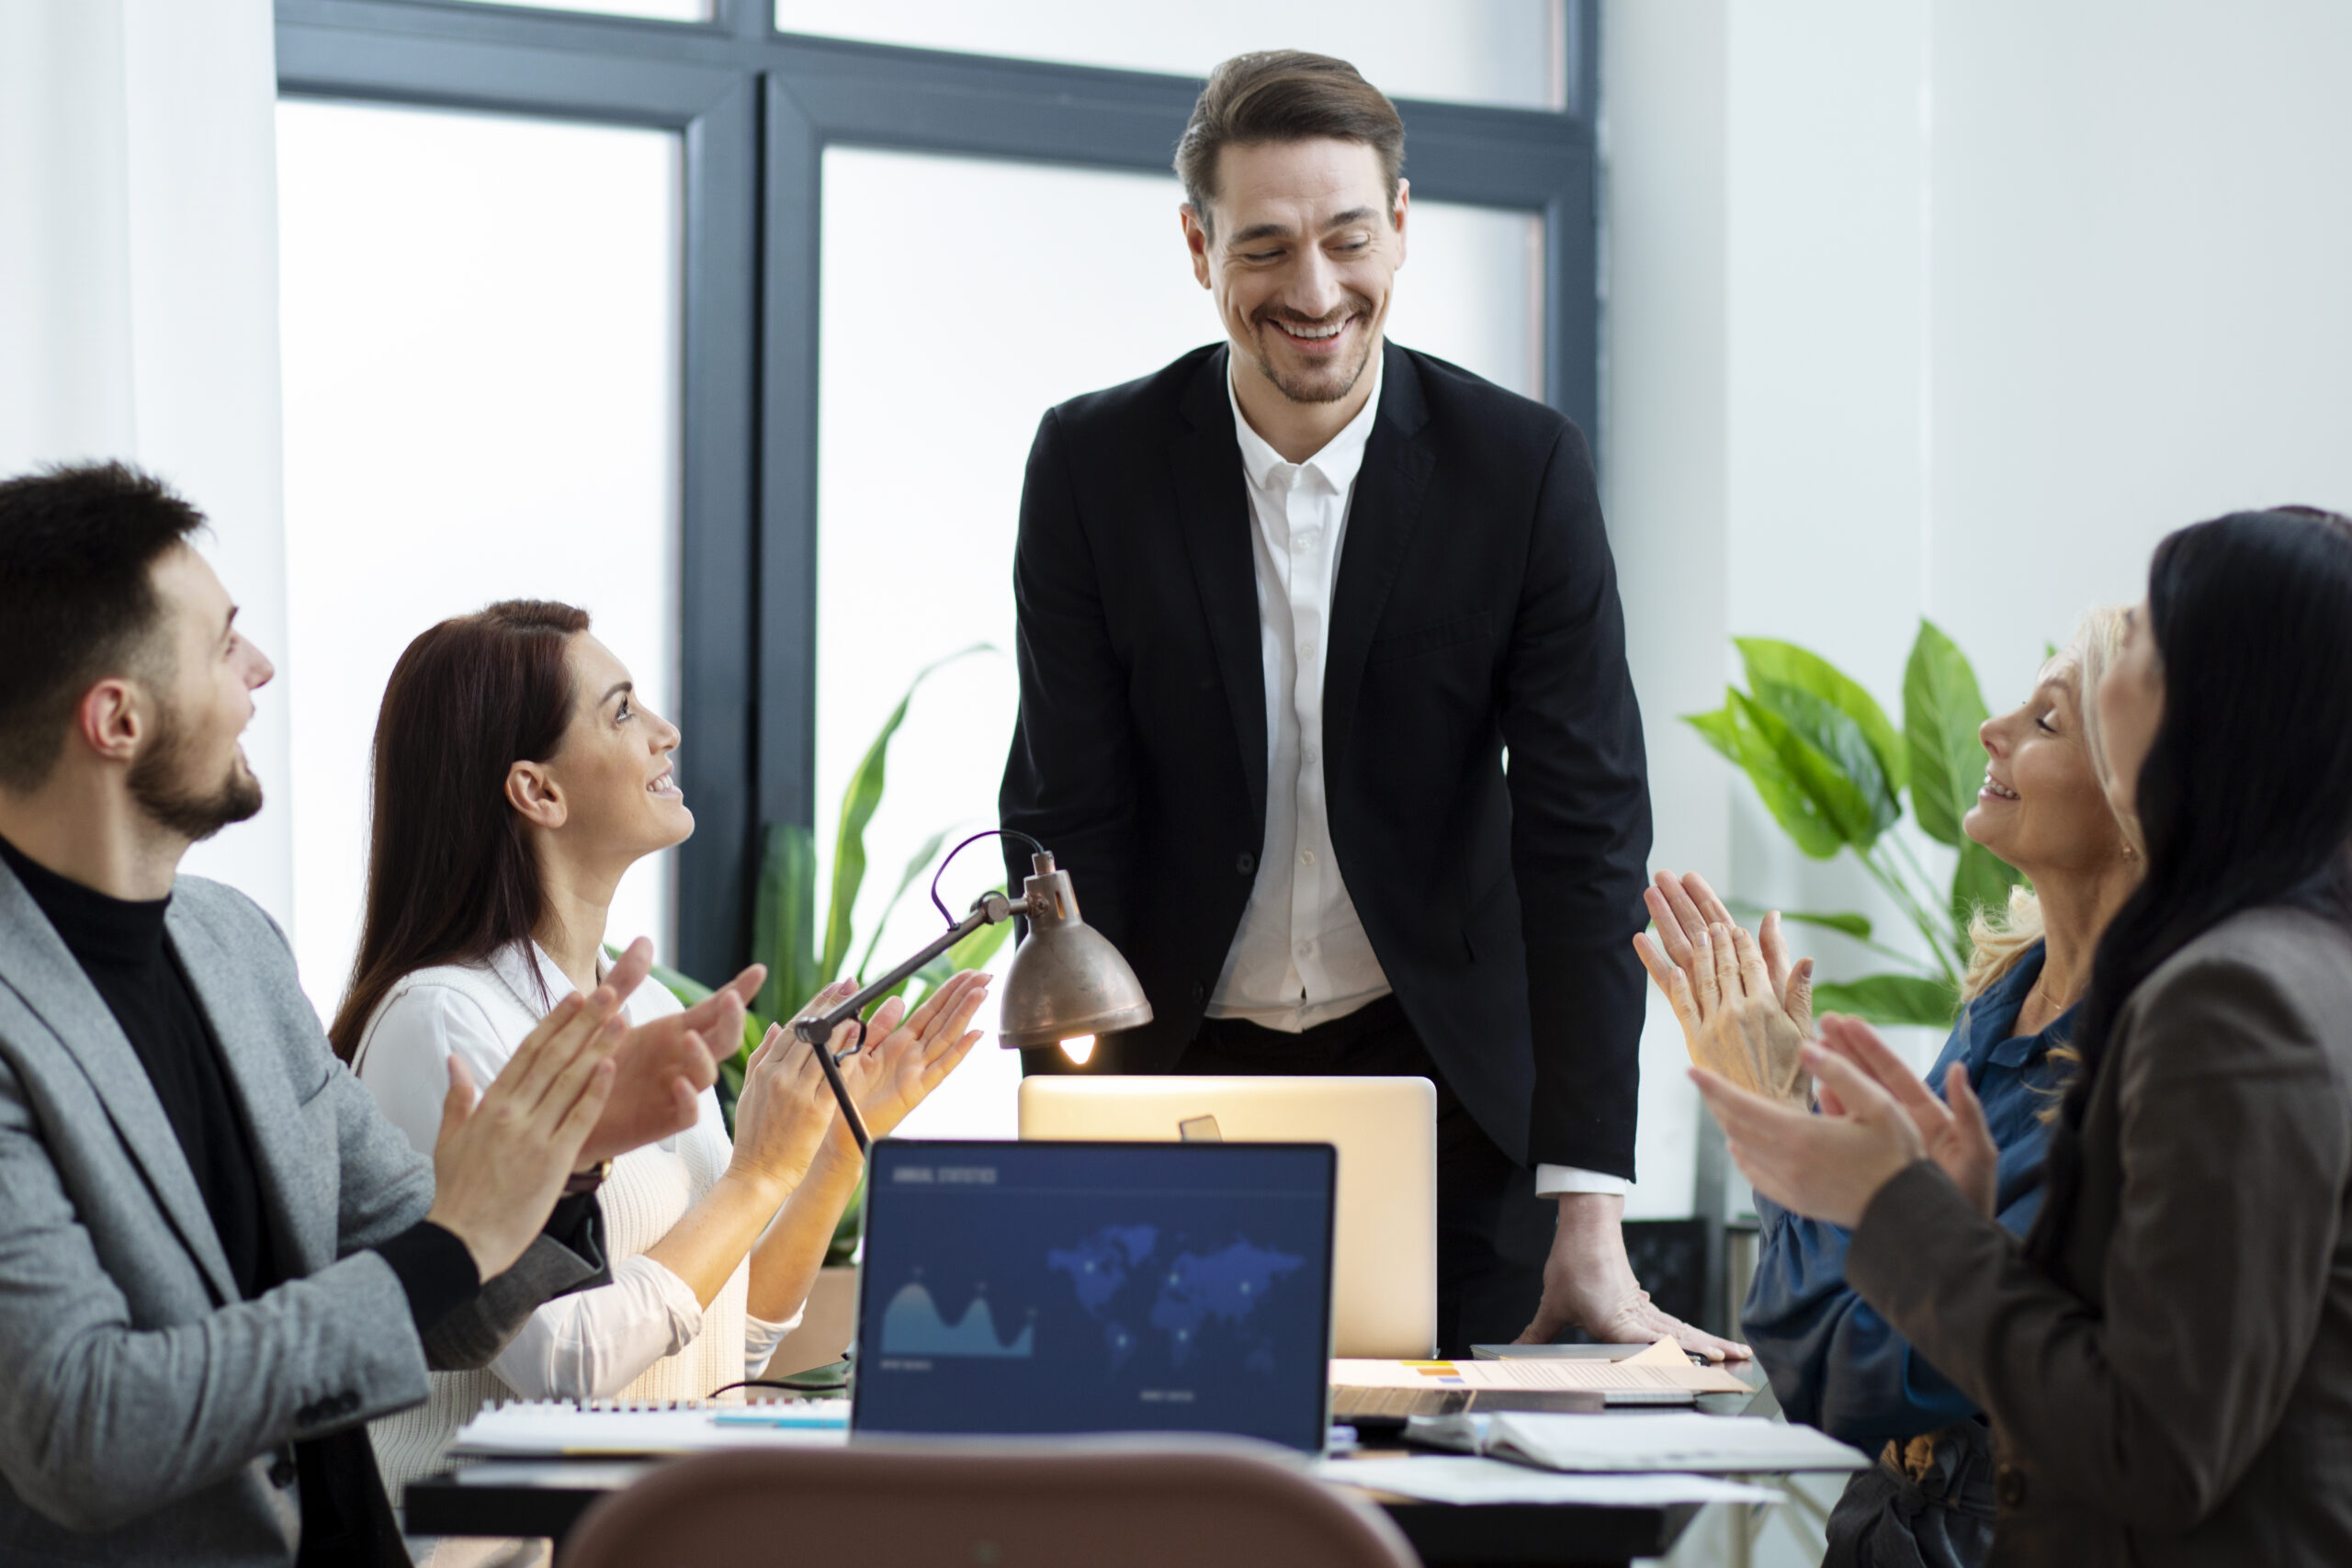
[1692,507,2352,1566]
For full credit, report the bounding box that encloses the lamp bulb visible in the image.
[1059,1033,1096,1066]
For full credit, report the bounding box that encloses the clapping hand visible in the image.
[727,980,862,1192]
[1689,1016,1999,1227]
[836,970,991,1146]
[575,939,766,1167]
[1634,870,1814,1106]
[1816,1017,1998,1217]
[426,984,627,1279]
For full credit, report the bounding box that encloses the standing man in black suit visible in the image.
[1000,51,1745,1359]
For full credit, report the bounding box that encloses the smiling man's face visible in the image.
[1183,137,1407,411]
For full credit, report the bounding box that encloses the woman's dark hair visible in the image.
[327,601,590,1061]
[2054,507,2352,1132]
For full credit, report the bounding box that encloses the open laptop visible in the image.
[1019,1076,1435,1359]
[852,1140,1337,1454]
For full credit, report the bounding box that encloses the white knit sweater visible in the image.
[350,942,798,1506]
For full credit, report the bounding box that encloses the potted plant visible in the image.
[1684,620,2026,1026]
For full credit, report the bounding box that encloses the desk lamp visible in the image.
[790,829,1150,1153]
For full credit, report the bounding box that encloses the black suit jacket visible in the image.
[998,342,1651,1177]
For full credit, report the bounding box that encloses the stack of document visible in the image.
[1405,1410,1870,1475]
[1332,1338,1749,1408]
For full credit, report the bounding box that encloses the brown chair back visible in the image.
[560,1438,1419,1568]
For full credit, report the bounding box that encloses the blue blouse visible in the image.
[1740,942,2072,1447]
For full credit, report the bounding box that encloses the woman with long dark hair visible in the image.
[1691,509,2352,1563]
[330,602,987,1563]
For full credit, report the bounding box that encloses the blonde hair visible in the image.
[1957,605,2136,1004]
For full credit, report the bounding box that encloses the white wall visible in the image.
[1603,0,2352,1219]
[0,0,291,927]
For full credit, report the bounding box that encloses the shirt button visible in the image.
[1189,981,1207,1004]
[1302,749,1317,766]
[1236,852,1256,874]
[1296,941,1314,958]
[1297,640,1313,660]
[1300,851,1315,866]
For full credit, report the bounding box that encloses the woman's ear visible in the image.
[505,760,566,830]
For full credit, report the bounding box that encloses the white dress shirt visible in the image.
[1210,355,1623,1201]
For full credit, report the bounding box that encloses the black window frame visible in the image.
[274,0,1602,986]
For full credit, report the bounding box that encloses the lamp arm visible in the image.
[789,892,1023,1154]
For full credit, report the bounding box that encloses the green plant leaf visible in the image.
[820,644,994,983]
[752,820,822,1024]
[1811,973,1960,1028]
[1747,678,1901,840]
[854,827,954,982]
[1730,688,1886,851]
[1722,900,1876,942]
[1683,697,1843,858]
[1735,638,1907,795]
[1685,705,1747,773]
[1951,838,2028,940]
[1780,909,1874,941]
[1904,620,1992,849]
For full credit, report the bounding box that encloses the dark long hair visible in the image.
[2052,508,2352,1136]
[327,601,590,1061]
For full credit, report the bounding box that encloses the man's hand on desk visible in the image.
[1512,1191,1754,1362]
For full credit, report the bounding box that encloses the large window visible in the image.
[275,0,1595,1007]
[770,0,1569,110]
[277,97,683,1011]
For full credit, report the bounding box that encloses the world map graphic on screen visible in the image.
[1046,1224,1303,1373]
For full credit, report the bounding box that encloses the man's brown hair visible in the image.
[1174,51,1406,236]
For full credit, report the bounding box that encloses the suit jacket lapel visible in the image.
[1324,344,1437,778]
[1170,344,1271,829]
[0,861,241,1305]
[167,900,326,1277]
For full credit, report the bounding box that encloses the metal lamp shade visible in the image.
[997,854,1153,1051]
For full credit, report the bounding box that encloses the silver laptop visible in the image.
[1019,1076,1436,1359]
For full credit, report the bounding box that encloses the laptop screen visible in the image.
[853,1140,1336,1453]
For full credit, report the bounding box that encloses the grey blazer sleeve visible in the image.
[1847,946,2349,1531]
[0,1055,433,1533]
[318,1055,604,1371]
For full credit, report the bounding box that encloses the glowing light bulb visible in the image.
[1059,1033,1096,1066]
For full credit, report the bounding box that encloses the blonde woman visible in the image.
[1638,609,2138,1568]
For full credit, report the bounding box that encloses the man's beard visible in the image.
[129,702,264,843]
[1250,305,1378,406]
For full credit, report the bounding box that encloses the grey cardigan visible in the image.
[1849,906,2352,1566]
[0,857,599,1565]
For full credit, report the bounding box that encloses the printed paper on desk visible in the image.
[1330,1340,1745,1397]
[1318,1456,1785,1507]
[452,1401,848,1458]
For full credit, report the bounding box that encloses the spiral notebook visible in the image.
[450,1399,847,1457]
